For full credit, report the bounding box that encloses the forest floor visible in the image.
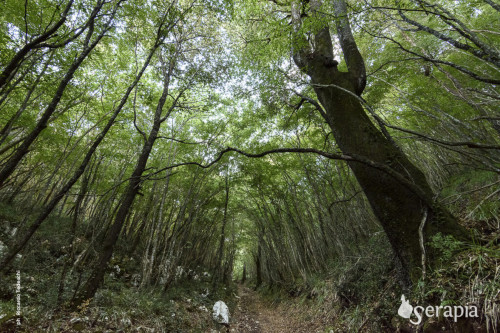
[229,285,318,333]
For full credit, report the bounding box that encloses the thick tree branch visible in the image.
[156,137,206,145]
[291,0,311,70]
[142,146,442,211]
[333,0,366,94]
[293,91,328,120]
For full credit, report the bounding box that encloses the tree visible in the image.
[289,0,468,284]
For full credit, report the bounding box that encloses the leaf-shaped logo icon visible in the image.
[398,295,413,319]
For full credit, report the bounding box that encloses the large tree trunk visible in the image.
[292,0,468,285]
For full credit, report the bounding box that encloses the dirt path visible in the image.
[230,285,295,333]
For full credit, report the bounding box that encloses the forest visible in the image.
[0,0,499,331]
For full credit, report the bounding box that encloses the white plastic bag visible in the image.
[212,300,230,324]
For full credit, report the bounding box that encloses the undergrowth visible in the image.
[248,225,499,332]
[0,200,237,332]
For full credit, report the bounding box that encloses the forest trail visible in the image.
[230,285,299,333]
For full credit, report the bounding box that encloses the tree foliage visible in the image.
[0,0,498,331]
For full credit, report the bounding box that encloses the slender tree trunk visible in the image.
[212,174,230,289]
[255,231,263,289]
[5,170,32,204]
[140,181,159,288]
[57,163,92,306]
